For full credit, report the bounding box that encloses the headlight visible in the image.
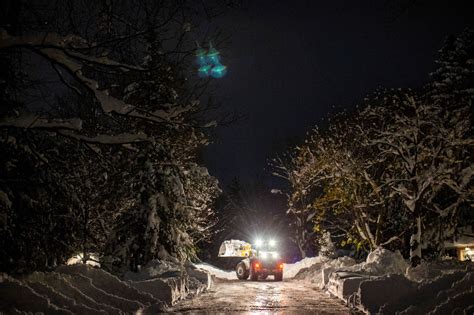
[269,239,276,247]
[255,239,263,247]
[260,252,268,259]
[272,252,279,259]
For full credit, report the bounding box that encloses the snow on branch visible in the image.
[0,112,82,131]
[58,131,152,145]
[0,29,142,71]
[0,29,194,124]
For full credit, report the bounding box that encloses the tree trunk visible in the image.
[298,242,307,259]
[409,216,422,267]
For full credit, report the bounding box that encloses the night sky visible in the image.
[202,0,474,188]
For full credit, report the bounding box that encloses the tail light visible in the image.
[279,263,284,269]
[255,263,260,269]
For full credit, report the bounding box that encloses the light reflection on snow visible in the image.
[66,252,100,267]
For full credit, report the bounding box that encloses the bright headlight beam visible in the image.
[269,239,276,247]
[255,239,263,247]
[272,252,279,259]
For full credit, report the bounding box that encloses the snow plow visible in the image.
[218,239,283,281]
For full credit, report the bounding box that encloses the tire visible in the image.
[236,262,249,280]
[274,272,283,281]
[250,267,259,281]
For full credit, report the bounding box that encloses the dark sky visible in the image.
[202,0,474,189]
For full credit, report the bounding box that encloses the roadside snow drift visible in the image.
[284,256,326,279]
[293,247,474,314]
[195,263,236,280]
[0,261,213,314]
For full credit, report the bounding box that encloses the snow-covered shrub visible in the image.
[319,232,337,258]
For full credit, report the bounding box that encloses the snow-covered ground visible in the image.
[0,260,213,314]
[290,248,474,314]
[2,252,472,314]
[197,249,474,314]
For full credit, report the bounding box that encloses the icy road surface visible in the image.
[169,278,350,314]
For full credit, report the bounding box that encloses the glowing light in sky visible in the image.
[196,43,227,78]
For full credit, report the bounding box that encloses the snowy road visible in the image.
[169,278,350,314]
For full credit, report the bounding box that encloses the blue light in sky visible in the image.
[198,64,212,78]
[196,43,226,79]
[210,64,227,78]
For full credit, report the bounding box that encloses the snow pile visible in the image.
[347,247,408,276]
[0,273,71,314]
[365,271,474,314]
[293,256,356,288]
[288,247,474,314]
[123,259,213,305]
[124,259,184,282]
[325,248,408,300]
[284,256,326,279]
[0,261,213,314]
[185,262,213,292]
[406,258,474,282]
[354,273,417,314]
[195,262,237,280]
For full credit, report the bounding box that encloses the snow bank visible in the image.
[128,277,184,306]
[185,262,213,292]
[289,247,474,314]
[326,248,408,301]
[26,280,106,315]
[0,274,71,314]
[376,271,473,314]
[405,258,474,282]
[123,259,213,305]
[328,272,372,300]
[124,259,184,282]
[346,247,408,276]
[293,256,356,288]
[354,273,417,314]
[56,264,155,306]
[1,260,213,314]
[284,256,326,279]
[26,272,124,314]
[59,273,142,312]
[195,262,237,280]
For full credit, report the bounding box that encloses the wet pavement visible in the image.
[169,278,350,314]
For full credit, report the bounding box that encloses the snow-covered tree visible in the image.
[274,30,473,263]
[273,118,407,256]
[360,89,471,265]
[272,148,324,258]
[0,0,225,273]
